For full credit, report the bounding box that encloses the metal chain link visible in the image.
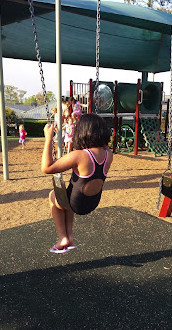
[157,176,163,209]
[167,34,172,170]
[95,0,101,113]
[28,0,56,160]
[157,34,172,208]
[28,0,50,122]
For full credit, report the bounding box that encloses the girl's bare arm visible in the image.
[41,124,79,174]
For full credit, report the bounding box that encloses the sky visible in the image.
[2,57,171,99]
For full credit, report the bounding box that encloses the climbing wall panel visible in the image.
[140,118,168,156]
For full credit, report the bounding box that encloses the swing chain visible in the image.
[95,0,101,113]
[28,0,56,160]
[157,176,163,209]
[167,34,172,170]
[28,0,50,122]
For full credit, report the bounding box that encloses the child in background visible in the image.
[62,97,68,115]
[51,107,58,128]
[64,116,74,153]
[41,113,113,254]
[63,107,70,122]
[72,100,82,120]
[51,107,58,142]
[62,117,67,150]
[72,113,77,127]
[19,124,27,149]
[68,97,82,121]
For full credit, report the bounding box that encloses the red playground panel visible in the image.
[159,196,172,217]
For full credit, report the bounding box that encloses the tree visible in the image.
[4,85,27,104]
[35,91,56,105]
[46,91,56,103]
[24,95,37,105]
[5,107,18,124]
[18,89,27,104]
[24,91,56,105]
[124,0,172,12]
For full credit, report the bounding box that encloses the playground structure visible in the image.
[70,78,169,156]
[1,1,172,220]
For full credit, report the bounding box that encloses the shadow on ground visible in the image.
[0,206,172,329]
[119,153,167,162]
[104,173,161,190]
[0,189,51,204]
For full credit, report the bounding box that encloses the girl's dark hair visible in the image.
[73,113,110,150]
[68,97,76,105]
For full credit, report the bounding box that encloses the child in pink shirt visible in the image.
[19,124,27,149]
[68,97,82,121]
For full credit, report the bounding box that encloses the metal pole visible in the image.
[159,82,163,126]
[56,0,62,159]
[134,79,141,156]
[141,72,148,82]
[113,80,118,153]
[88,79,93,113]
[0,14,9,180]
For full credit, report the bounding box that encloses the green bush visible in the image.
[23,120,47,137]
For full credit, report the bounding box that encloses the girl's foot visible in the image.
[55,237,70,250]
[67,235,78,250]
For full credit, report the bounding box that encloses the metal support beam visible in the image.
[0,14,9,180]
[142,72,148,82]
[56,0,62,159]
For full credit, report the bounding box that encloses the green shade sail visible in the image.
[1,0,172,72]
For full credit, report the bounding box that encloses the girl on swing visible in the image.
[41,113,113,254]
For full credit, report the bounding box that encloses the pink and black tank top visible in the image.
[66,149,108,215]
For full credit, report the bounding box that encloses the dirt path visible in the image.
[0,138,172,230]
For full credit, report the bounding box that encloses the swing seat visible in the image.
[161,173,172,199]
[52,174,71,210]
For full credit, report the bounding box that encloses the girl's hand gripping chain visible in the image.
[44,124,55,142]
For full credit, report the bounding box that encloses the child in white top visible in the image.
[51,107,58,142]
[64,117,74,153]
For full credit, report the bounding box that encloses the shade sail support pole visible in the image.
[56,0,62,160]
[0,13,9,180]
[142,72,148,82]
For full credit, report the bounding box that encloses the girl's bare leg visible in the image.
[65,208,74,246]
[49,190,69,249]
[67,142,70,154]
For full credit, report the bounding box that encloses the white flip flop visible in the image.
[67,245,78,250]
[50,245,71,254]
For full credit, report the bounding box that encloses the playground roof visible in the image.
[1,0,172,73]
